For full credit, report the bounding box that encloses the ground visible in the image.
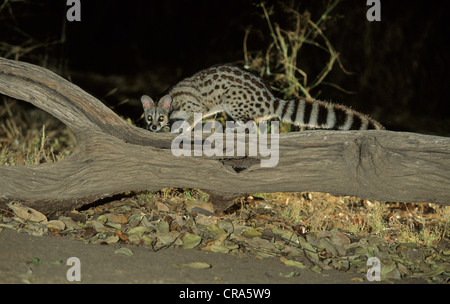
[0,228,428,284]
[2,190,449,285]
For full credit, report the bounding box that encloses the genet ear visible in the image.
[141,95,155,109]
[158,95,173,110]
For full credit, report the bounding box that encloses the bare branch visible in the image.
[0,57,449,214]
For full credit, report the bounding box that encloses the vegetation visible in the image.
[241,0,355,133]
[244,1,349,99]
[1,94,449,282]
[0,1,448,282]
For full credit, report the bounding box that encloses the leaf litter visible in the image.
[1,191,449,283]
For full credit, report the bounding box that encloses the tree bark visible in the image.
[0,57,449,214]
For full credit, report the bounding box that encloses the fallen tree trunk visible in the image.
[0,57,449,214]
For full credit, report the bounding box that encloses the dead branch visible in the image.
[0,57,448,214]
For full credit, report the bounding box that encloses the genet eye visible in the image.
[158,116,165,122]
[147,115,152,121]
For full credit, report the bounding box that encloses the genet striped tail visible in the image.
[275,97,384,130]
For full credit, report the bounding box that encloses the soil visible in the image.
[0,228,427,284]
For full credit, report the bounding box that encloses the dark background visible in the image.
[1,0,448,135]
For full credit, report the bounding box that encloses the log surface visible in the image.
[0,57,449,214]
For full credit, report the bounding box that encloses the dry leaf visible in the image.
[46,220,65,230]
[156,201,171,212]
[242,227,262,238]
[280,257,306,269]
[104,213,128,224]
[7,202,47,223]
[173,262,211,269]
[104,235,120,244]
[195,214,218,226]
[116,230,129,242]
[181,233,202,249]
[114,247,133,256]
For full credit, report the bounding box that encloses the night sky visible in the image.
[1,0,448,135]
